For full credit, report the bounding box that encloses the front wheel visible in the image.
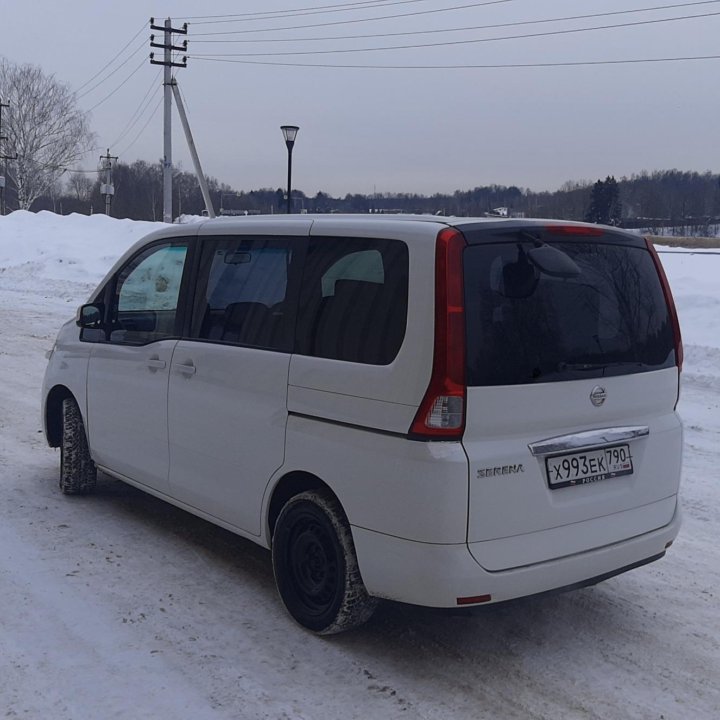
[272,489,378,634]
[60,397,97,495]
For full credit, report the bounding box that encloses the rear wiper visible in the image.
[557,361,647,372]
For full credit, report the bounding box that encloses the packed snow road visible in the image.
[0,213,718,719]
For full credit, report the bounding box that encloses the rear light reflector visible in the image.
[457,594,492,606]
[409,227,467,440]
[645,237,683,371]
[426,396,464,430]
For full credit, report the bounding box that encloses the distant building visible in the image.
[484,207,524,219]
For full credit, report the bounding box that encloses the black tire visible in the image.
[272,489,378,634]
[60,397,97,495]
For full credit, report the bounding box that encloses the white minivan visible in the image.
[42,215,683,633]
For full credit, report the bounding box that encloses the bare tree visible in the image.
[0,58,95,209]
[67,171,94,201]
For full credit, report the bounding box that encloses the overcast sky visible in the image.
[1,0,719,196]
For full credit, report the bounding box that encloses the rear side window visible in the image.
[463,236,675,386]
[190,236,295,351]
[295,237,408,365]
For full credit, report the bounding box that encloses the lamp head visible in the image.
[280,125,299,147]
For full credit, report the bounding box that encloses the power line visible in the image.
[187,0,429,22]
[190,0,720,44]
[75,21,148,94]
[187,52,720,69]
[76,41,148,100]
[84,56,148,113]
[117,93,163,157]
[189,10,720,56]
[30,159,101,173]
[190,0,517,35]
[107,71,163,149]
[56,167,104,174]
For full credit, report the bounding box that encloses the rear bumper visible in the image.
[352,501,681,607]
[469,495,677,571]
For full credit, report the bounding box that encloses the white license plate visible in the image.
[546,444,633,489]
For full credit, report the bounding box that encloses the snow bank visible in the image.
[0,210,165,284]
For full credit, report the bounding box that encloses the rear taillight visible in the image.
[409,228,467,440]
[645,237,683,371]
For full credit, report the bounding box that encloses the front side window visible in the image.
[109,242,188,344]
[295,237,409,365]
[463,235,675,386]
[190,236,295,351]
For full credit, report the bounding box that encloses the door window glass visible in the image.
[191,237,294,351]
[295,238,408,365]
[110,243,188,344]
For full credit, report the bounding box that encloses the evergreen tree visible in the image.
[585,176,622,225]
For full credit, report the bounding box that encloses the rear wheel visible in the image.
[60,397,97,495]
[272,489,378,634]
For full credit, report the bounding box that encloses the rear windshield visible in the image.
[463,235,675,386]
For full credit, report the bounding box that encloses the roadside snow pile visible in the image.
[0,211,166,313]
[0,210,164,287]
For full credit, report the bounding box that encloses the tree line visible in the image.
[1,58,719,232]
[24,166,719,235]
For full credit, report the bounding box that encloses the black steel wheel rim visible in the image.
[284,507,342,618]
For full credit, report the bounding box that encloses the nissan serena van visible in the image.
[42,215,683,634]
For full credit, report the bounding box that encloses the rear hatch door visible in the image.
[459,225,682,569]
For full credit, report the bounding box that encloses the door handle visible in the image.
[175,360,196,376]
[147,356,166,370]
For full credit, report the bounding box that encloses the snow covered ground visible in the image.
[0,211,718,719]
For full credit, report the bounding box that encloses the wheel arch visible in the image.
[266,471,344,545]
[45,385,75,448]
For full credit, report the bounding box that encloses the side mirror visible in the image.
[77,303,104,328]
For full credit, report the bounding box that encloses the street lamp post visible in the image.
[280,125,299,214]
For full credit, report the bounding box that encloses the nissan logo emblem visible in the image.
[590,386,607,407]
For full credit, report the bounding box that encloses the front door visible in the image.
[86,241,189,493]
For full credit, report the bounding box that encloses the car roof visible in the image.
[190,213,626,233]
[133,214,634,251]
[196,214,638,245]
